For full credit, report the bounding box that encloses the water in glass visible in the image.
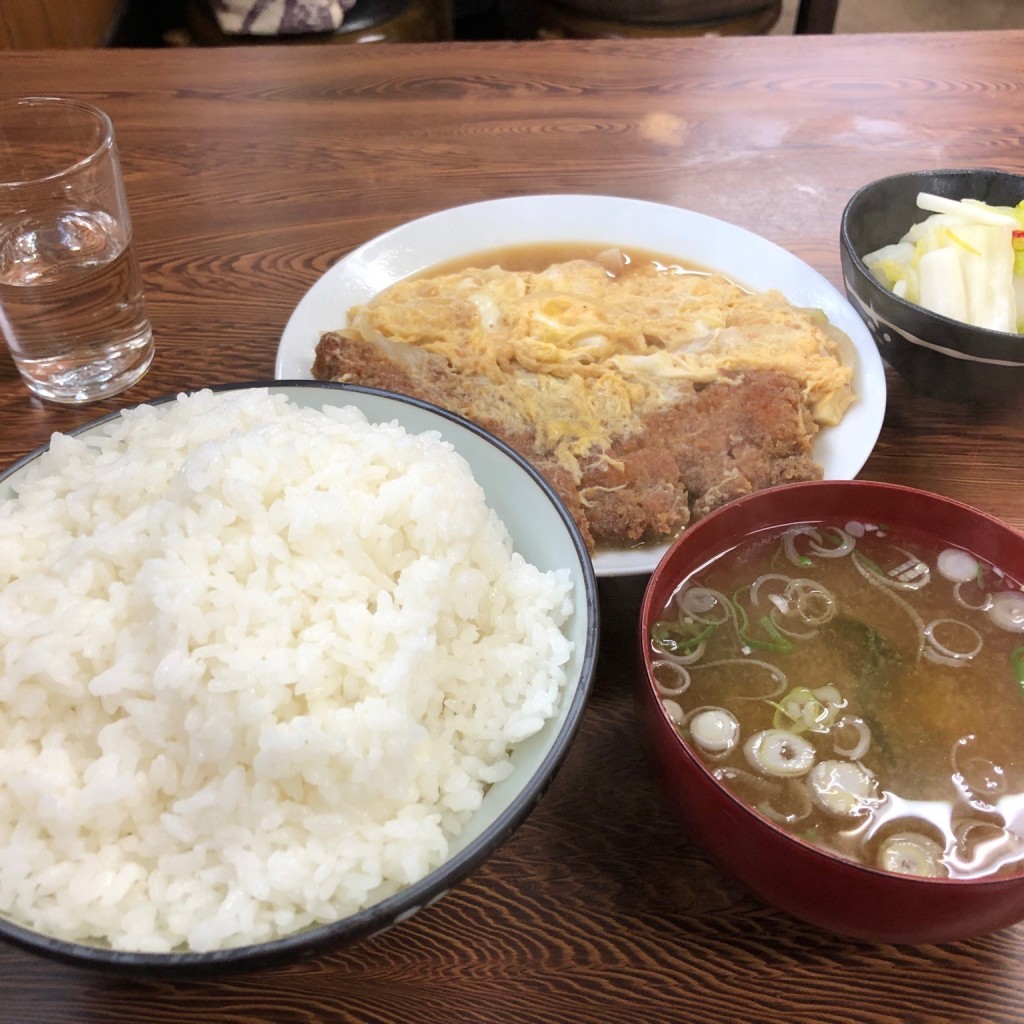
[0,208,153,403]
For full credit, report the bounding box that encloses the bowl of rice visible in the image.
[0,381,599,970]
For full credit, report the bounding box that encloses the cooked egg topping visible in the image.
[346,255,855,478]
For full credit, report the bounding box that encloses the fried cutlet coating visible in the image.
[313,332,821,551]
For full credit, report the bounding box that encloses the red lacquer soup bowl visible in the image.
[637,479,1024,945]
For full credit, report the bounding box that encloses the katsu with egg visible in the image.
[312,245,857,551]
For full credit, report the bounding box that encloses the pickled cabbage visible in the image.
[863,192,1024,334]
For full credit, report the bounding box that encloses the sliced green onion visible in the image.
[651,621,674,649]
[769,685,837,733]
[744,729,815,777]
[652,619,715,656]
[782,528,817,567]
[689,707,740,755]
[852,552,886,578]
[759,615,793,652]
[877,832,947,878]
[817,528,848,550]
[731,588,793,654]
[808,760,878,816]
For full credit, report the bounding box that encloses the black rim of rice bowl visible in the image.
[0,380,600,972]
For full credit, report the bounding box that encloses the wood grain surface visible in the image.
[1,32,1024,1024]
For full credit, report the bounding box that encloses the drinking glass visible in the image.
[0,97,154,404]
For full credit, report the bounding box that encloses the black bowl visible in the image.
[840,168,1024,403]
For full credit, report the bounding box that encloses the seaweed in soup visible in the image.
[825,615,902,767]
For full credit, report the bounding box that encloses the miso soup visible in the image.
[650,521,1024,880]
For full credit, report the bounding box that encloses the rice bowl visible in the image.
[0,382,598,969]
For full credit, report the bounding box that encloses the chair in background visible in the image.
[519,0,839,39]
[795,0,839,33]
[526,0,784,39]
[184,0,453,45]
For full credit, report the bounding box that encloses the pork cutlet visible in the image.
[312,332,821,551]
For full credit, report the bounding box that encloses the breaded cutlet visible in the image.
[313,332,821,551]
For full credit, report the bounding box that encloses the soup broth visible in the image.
[650,521,1024,880]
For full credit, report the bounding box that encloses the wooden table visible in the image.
[2,31,1023,1023]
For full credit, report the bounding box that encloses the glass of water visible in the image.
[0,97,154,404]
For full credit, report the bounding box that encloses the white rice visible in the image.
[0,388,574,953]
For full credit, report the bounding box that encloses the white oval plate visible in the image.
[277,194,887,577]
